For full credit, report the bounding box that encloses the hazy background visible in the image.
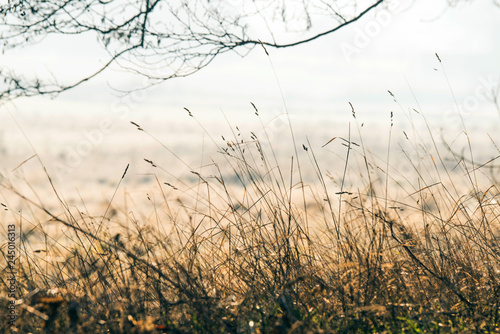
[0,0,499,210]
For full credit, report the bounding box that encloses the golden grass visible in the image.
[1,104,500,333]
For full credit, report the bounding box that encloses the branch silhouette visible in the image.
[0,0,388,100]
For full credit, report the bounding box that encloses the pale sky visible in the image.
[2,0,499,122]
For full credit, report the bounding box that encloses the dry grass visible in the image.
[1,102,500,333]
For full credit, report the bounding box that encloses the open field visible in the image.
[1,106,500,333]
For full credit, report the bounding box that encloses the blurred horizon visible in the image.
[0,0,499,204]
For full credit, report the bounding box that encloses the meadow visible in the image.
[1,94,500,334]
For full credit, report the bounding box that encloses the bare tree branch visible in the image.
[0,0,408,101]
[242,0,385,49]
